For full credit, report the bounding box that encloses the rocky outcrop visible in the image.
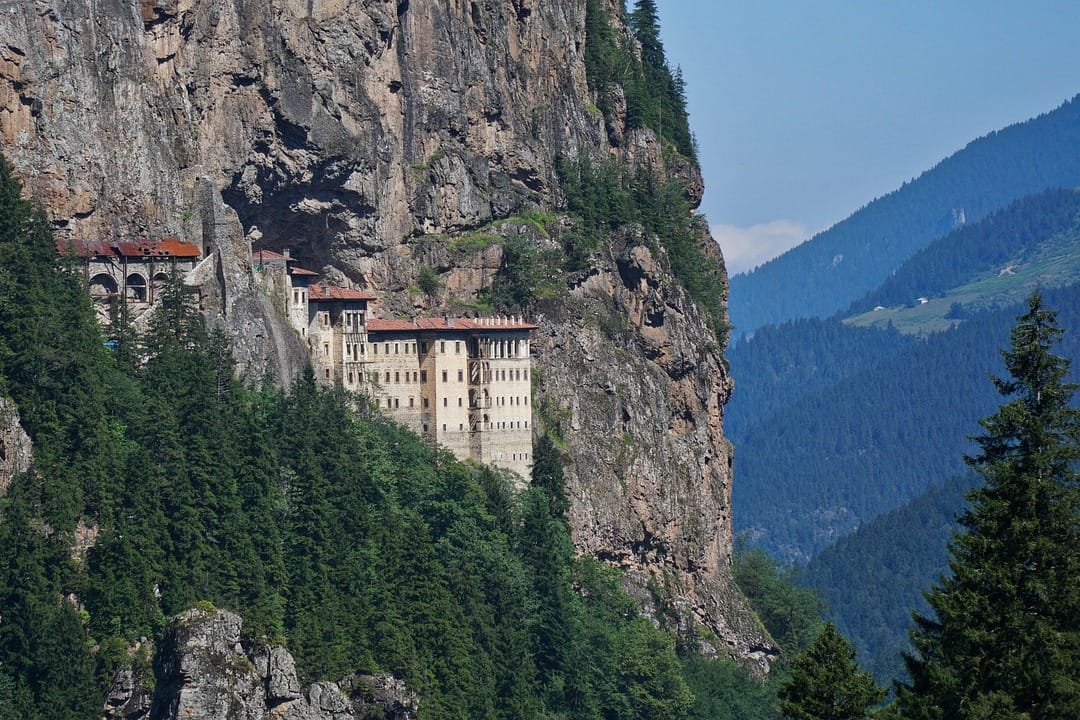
[122,608,416,720]
[0,0,773,670]
[533,228,774,672]
[0,396,32,496]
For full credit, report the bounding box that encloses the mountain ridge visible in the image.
[728,94,1080,335]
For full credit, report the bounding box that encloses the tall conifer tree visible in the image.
[779,622,884,720]
[899,291,1080,719]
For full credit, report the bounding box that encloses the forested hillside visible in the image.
[729,95,1080,335]
[725,318,914,443]
[802,472,979,685]
[0,159,765,720]
[848,187,1080,316]
[733,283,1080,562]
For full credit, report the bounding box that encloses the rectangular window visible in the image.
[409,397,414,407]
[385,343,390,354]
[373,344,378,354]
[423,398,429,408]
[458,370,463,382]
[455,341,460,353]
[440,341,446,353]
[420,370,427,382]
[324,368,330,379]
[443,397,448,407]
[395,342,400,354]
[442,370,448,382]
[385,371,390,383]
[423,423,428,432]
[395,371,400,383]
[420,341,427,353]
[458,397,462,407]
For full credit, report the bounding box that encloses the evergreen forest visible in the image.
[0,143,802,719]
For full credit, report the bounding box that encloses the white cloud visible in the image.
[711,220,814,275]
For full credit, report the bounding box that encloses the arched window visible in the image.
[89,274,118,298]
[126,273,147,302]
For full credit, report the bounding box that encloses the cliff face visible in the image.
[0,0,772,670]
[104,608,416,720]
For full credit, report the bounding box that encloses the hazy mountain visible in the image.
[732,278,1080,562]
[728,95,1080,335]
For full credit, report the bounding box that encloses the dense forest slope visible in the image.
[844,187,1080,334]
[0,0,768,672]
[0,159,702,718]
[728,94,1080,335]
[802,472,979,685]
[733,282,1080,562]
[725,318,914,443]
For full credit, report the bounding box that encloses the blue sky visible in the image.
[654,1,1080,274]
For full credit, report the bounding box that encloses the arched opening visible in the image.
[89,273,118,298]
[126,273,147,302]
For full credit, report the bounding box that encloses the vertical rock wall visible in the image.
[0,0,773,669]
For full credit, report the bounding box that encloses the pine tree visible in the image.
[899,291,1080,720]
[779,622,885,720]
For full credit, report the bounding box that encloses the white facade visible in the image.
[262,248,536,480]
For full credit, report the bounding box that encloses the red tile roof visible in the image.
[308,283,377,301]
[289,266,318,276]
[368,316,537,332]
[252,249,289,262]
[57,237,200,259]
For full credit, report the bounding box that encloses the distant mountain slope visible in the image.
[842,187,1080,334]
[728,95,1080,335]
[725,318,914,444]
[802,472,979,686]
[848,188,1080,314]
[733,283,1080,562]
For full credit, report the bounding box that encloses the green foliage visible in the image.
[483,234,565,310]
[898,291,1080,720]
[778,623,885,720]
[415,265,441,297]
[732,283,1080,562]
[584,0,696,161]
[734,547,825,656]
[557,156,729,342]
[681,654,781,720]
[802,472,980,686]
[849,187,1080,316]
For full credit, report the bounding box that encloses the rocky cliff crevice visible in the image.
[0,395,33,496]
[0,0,773,671]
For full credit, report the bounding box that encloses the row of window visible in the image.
[378,395,529,410]
[420,420,531,433]
[372,368,529,385]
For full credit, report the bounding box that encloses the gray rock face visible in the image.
[139,608,413,720]
[0,0,773,670]
[0,396,32,496]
